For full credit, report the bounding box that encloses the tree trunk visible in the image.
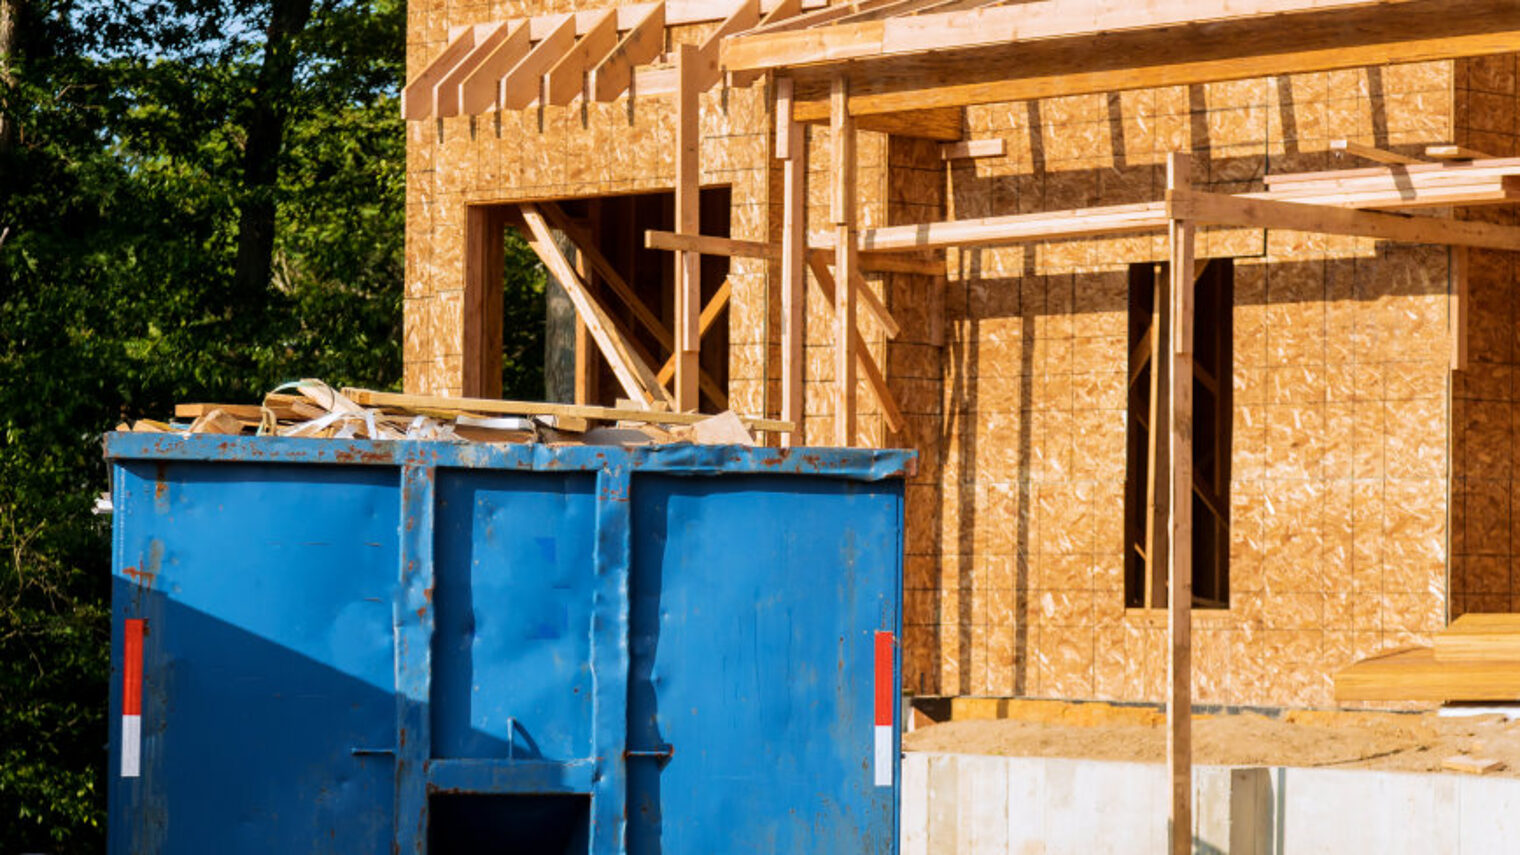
[232,0,314,301]
[0,0,19,154]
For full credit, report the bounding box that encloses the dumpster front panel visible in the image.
[627,475,903,854]
[431,470,598,761]
[106,436,909,854]
[109,461,399,854]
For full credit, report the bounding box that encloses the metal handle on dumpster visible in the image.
[350,747,396,757]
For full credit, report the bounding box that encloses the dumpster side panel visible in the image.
[431,471,598,761]
[109,462,399,854]
[628,475,903,854]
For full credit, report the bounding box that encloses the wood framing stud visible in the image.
[831,75,857,446]
[806,257,906,434]
[778,76,807,446]
[1452,245,1469,371]
[1165,151,1194,855]
[674,42,702,412]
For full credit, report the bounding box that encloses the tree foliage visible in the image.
[0,0,408,847]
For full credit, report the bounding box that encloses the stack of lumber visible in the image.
[1335,614,1520,702]
[118,379,790,447]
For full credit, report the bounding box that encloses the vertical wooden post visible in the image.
[674,42,702,412]
[574,201,602,405]
[778,78,806,447]
[1451,245,1469,371]
[1165,151,1195,855]
[830,76,857,447]
[462,205,505,398]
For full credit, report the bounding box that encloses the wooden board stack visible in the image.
[118,380,791,447]
[1335,614,1520,702]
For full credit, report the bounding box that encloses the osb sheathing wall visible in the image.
[404,0,773,398]
[1452,56,1520,620]
[403,0,1518,710]
[894,63,1467,709]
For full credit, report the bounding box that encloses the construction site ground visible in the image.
[904,699,1520,777]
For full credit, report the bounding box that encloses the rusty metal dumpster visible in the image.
[105,434,910,853]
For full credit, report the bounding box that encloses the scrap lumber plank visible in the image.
[458,21,533,114]
[807,256,907,434]
[519,203,671,408]
[1443,755,1504,775]
[1434,613,1520,661]
[1165,151,1194,855]
[544,8,618,106]
[500,14,578,110]
[341,388,792,432]
[1167,189,1520,251]
[1335,646,1520,701]
[1428,144,1494,161]
[1330,138,1425,165]
[590,1,666,101]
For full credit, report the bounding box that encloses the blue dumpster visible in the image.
[105,434,910,853]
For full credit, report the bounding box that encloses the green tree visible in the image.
[0,0,405,847]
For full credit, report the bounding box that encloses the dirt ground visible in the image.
[903,701,1520,777]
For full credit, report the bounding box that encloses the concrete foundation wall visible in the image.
[903,752,1520,854]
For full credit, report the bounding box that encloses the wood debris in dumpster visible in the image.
[121,379,792,446]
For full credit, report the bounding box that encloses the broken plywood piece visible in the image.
[1442,755,1505,775]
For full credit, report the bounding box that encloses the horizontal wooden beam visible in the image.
[942,138,1005,160]
[769,1,1520,120]
[1167,189,1520,251]
[643,230,944,274]
[724,0,1423,72]
[1264,156,1520,188]
[811,202,1170,252]
[343,388,793,433]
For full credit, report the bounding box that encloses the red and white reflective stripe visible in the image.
[122,619,144,778]
[874,630,894,787]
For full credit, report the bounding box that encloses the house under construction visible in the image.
[402,0,1520,791]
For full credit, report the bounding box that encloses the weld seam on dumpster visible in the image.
[396,463,435,853]
[590,464,632,852]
